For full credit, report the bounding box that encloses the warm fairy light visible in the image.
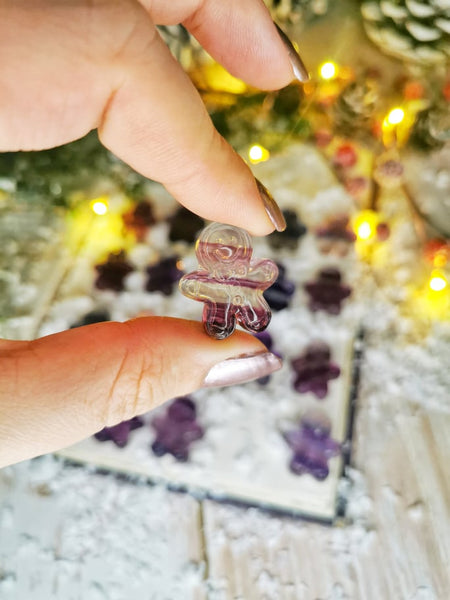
[357,222,373,240]
[319,61,337,80]
[353,211,378,241]
[90,197,109,215]
[387,107,405,125]
[429,272,447,292]
[248,144,270,164]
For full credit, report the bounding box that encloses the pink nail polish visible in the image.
[203,351,282,388]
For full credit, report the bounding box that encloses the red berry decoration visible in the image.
[333,144,358,169]
[291,341,340,399]
[94,417,144,448]
[94,250,134,292]
[376,222,390,241]
[304,267,351,315]
[151,397,204,462]
[314,129,333,148]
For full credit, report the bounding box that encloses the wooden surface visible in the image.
[1,354,449,599]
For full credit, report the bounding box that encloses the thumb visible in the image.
[0,317,281,467]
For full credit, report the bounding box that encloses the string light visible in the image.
[248,144,270,164]
[90,197,109,215]
[357,222,372,240]
[386,107,405,125]
[352,211,378,241]
[319,61,337,80]
[429,271,447,292]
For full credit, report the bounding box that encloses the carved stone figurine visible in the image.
[180,223,278,339]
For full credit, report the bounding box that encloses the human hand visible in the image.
[0,0,306,466]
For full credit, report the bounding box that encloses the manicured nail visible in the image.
[274,23,309,83]
[255,179,286,232]
[203,351,282,388]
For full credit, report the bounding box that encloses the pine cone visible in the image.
[334,79,379,137]
[361,0,450,65]
[410,103,450,150]
[264,0,329,24]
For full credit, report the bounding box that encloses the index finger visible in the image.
[139,0,309,88]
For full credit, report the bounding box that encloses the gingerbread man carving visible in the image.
[180,223,279,340]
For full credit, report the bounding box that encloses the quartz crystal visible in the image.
[180,223,278,339]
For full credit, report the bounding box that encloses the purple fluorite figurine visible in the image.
[70,309,110,329]
[284,411,341,480]
[146,256,184,296]
[122,200,155,241]
[263,262,296,311]
[168,207,205,244]
[179,223,278,340]
[94,250,134,292]
[94,416,144,448]
[253,330,283,385]
[316,216,356,257]
[268,209,307,250]
[291,341,340,399]
[304,267,351,314]
[151,397,204,462]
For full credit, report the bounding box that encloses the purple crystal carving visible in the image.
[146,256,184,296]
[151,397,204,462]
[253,330,283,385]
[94,416,144,448]
[316,216,356,256]
[169,207,205,244]
[70,309,110,329]
[263,262,296,311]
[179,223,278,340]
[284,411,341,480]
[304,267,351,314]
[94,250,134,292]
[268,209,307,250]
[122,200,155,241]
[291,341,340,399]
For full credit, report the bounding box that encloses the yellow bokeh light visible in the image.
[90,197,109,215]
[357,222,373,240]
[248,144,270,164]
[352,210,379,241]
[319,62,337,80]
[429,272,447,292]
[387,107,405,125]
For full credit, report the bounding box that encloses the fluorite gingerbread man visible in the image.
[180,223,278,340]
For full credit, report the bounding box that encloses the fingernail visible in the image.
[203,351,282,388]
[274,23,309,83]
[255,179,286,232]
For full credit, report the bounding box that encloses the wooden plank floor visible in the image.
[1,396,448,599]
